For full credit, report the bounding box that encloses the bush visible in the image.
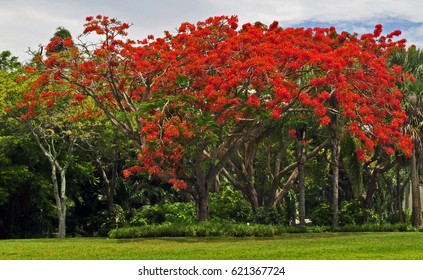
[164,202,196,224]
[310,203,332,226]
[335,223,411,232]
[225,224,254,237]
[109,222,414,239]
[255,206,286,225]
[96,205,127,236]
[109,223,198,238]
[129,202,195,225]
[110,222,278,238]
[286,226,307,234]
[209,186,254,223]
[339,200,364,226]
[252,224,275,237]
[195,222,226,237]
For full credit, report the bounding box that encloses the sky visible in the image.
[1,0,423,62]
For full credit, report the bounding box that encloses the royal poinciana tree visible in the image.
[17,15,413,222]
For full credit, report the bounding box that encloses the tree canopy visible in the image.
[2,15,422,235]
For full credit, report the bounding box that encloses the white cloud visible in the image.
[402,24,423,48]
[203,0,423,24]
[1,0,422,61]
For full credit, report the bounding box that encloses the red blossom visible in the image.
[288,129,297,138]
[319,116,331,126]
[270,107,282,119]
[168,178,187,189]
[355,148,366,162]
[74,93,85,102]
[246,95,260,107]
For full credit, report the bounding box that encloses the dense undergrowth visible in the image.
[109,222,417,239]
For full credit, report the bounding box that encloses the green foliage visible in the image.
[95,205,127,237]
[341,136,363,198]
[209,185,254,223]
[0,69,57,237]
[110,221,415,239]
[335,223,411,232]
[310,202,332,226]
[255,205,286,225]
[311,200,366,227]
[109,224,197,238]
[53,27,72,40]
[109,222,331,238]
[0,51,20,71]
[339,200,365,226]
[129,202,195,225]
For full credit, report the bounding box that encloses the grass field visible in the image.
[1,232,423,260]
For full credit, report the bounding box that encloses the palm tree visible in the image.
[390,46,423,227]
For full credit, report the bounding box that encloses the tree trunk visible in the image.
[51,162,67,238]
[297,140,307,226]
[274,168,299,206]
[247,186,259,214]
[29,125,72,238]
[396,158,404,223]
[57,210,66,238]
[411,148,422,227]
[196,183,209,222]
[330,117,341,228]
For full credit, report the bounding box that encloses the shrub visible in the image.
[286,226,307,234]
[225,223,254,237]
[97,205,127,236]
[195,222,225,237]
[255,206,286,225]
[306,226,331,233]
[335,223,411,232]
[339,200,364,226]
[129,202,195,225]
[209,186,254,223]
[310,203,332,226]
[163,202,196,224]
[252,224,275,237]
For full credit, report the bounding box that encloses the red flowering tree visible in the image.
[18,15,412,221]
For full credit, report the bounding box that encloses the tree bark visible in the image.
[196,183,209,222]
[396,156,404,223]
[51,161,67,238]
[330,116,341,228]
[297,138,307,226]
[411,147,422,227]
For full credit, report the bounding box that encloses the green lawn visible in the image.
[1,232,423,260]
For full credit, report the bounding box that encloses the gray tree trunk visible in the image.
[411,147,422,227]
[297,136,307,226]
[330,117,341,228]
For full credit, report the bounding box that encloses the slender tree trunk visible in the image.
[411,148,422,227]
[29,125,73,238]
[396,157,404,223]
[274,168,299,206]
[297,139,307,226]
[97,160,117,213]
[51,162,67,238]
[330,118,341,228]
[58,211,66,238]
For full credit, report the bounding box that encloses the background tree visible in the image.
[1,51,56,238]
[13,27,101,237]
[390,46,423,227]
